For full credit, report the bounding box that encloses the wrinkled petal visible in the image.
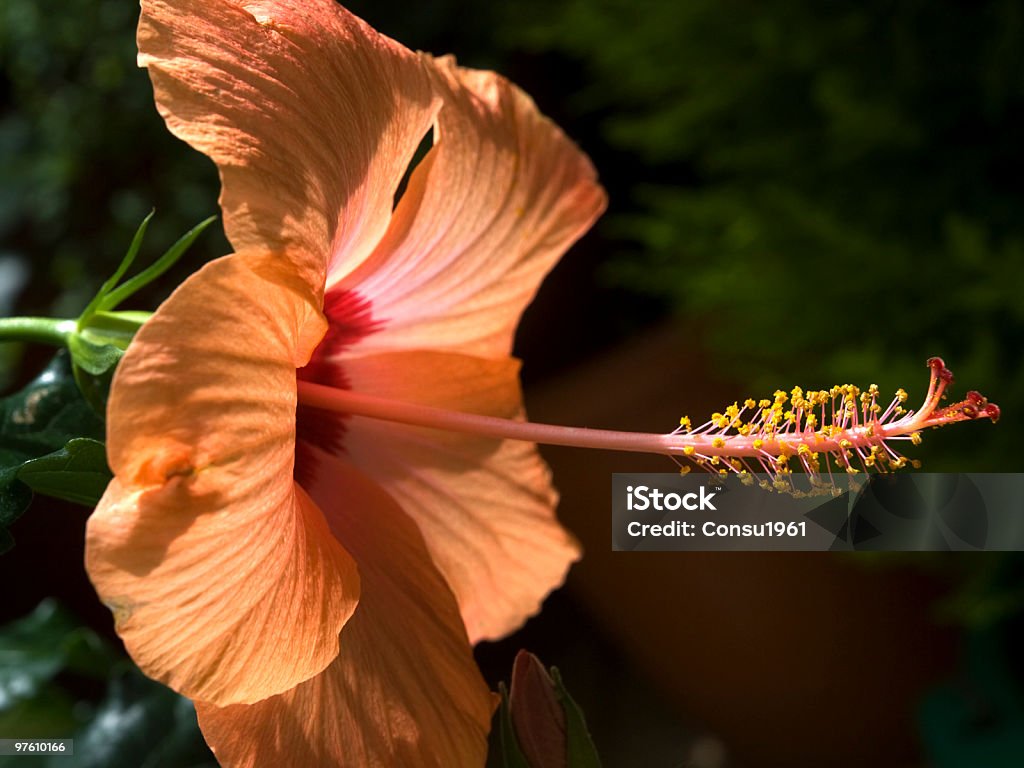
[138,0,440,289]
[336,58,607,359]
[197,454,494,767]
[331,351,580,642]
[86,252,360,706]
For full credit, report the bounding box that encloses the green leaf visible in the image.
[18,438,111,507]
[0,466,32,554]
[551,668,602,768]
[497,682,532,768]
[0,352,105,553]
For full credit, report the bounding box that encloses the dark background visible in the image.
[2,1,1023,765]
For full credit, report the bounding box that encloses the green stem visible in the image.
[0,317,76,346]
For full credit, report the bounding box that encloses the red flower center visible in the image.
[295,288,380,485]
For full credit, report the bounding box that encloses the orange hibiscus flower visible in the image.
[85,0,604,765]
[83,1,999,765]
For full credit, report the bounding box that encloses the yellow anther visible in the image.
[683,446,696,456]
[712,437,725,448]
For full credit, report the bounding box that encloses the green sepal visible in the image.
[497,682,533,768]
[63,212,212,408]
[72,363,116,417]
[98,215,216,313]
[67,333,123,377]
[76,211,153,329]
[551,668,602,768]
[1,213,213,414]
[0,352,105,554]
[70,311,150,413]
[17,438,112,507]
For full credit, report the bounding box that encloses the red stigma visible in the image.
[985,403,1001,423]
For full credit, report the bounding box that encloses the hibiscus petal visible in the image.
[137,0,440,288]
[334,351,580,643]
[196,454,494,767]
[336,57,607,359]
[86,252,360,706]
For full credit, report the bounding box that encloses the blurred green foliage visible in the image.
[0,601,214,767]
[506,0,1022,470]
[0,0,226,321]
